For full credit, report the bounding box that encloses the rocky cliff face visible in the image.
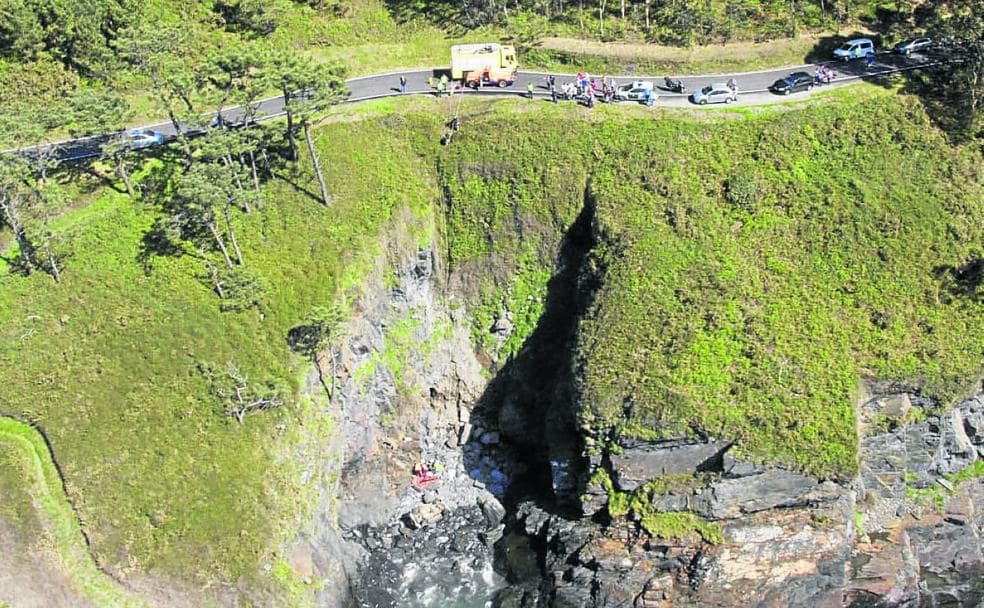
[290,223,983,608]
[286,240,519,607]
[505,391,983,608]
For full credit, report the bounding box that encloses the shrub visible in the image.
[725,171,761,212]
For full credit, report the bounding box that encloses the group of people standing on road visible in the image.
[814,65,837,85]
[544,73,633,107]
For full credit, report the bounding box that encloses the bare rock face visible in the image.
[305,241,984,608]
[609,440,732,491]
[692,469,843,520]
[514,491,855,608]
[406,502,445,529]
[512,391,984,608]
[306,246,500,607]
[694,502,854,608]
[845,479,984,607]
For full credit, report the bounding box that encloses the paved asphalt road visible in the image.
[16,49,945,162]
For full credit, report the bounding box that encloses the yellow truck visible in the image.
[450,43,518,88]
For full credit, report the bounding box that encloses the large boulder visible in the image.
[610,440,732,491]
[405,503,444,529]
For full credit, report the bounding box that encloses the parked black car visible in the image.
[770,71,814,95]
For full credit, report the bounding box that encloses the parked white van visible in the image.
[833,38,875,60]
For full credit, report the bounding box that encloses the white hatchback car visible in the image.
[614,81,654,101]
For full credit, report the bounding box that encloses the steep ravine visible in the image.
[299,200,983,608]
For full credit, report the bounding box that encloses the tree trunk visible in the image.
[117,158,135,198]
[223,155,247,193]
[0,196,33,275]
[166,107,184,137]
[206,220,235,268]
[304,124,331,207]
[248,150,260,195]
[328,348,338,400]
[646,0,651,32]
[284,91,298,162]
[201,250,226,298]
[313,354,332,398]
[790,0,798,38]
[599,0,606,36]
[178,91,194,114]
[43,239,60,282]
[223,206,244,265]
[620,0,625,21]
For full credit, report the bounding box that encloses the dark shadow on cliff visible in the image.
[460,181,604,514]
[455,184,605,594]
[896,61,983,144]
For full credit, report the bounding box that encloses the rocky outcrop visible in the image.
[692,468,842,520]
[609,440,732,491]
[856,392,983,536]
[505,489,853,608]
[496,390,984,608]
[350,503,506,606]
[505,477,854,608]
[842,391,984,607]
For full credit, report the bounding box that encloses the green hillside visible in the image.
[440,89,982,478]
[0,79,981,604]
[0,111,440,600]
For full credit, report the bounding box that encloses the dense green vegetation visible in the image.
[578,93,981,477]
[399,0,884,43]
[440,89,982,478]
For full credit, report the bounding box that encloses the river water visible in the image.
[350,503,510,608]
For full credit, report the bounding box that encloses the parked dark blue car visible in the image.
[770,72,814,95]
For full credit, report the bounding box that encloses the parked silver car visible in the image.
[691,83,736,105]
[894,36,932,55]
[833,38,875,60]
[125,128,165,150]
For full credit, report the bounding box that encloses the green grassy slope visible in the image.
[0,117,438,599]
[0,417,145,607]
[580,95,982,477]
[440,90,983,478]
